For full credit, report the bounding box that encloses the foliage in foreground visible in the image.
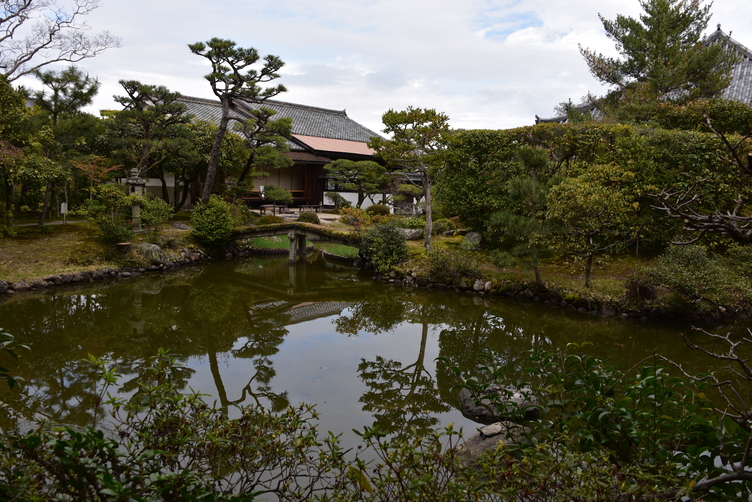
[1,332,751,500]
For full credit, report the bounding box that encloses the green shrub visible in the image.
[325,192,352,212]
[338,207,370,228]
[229,200,253,227]
[726,243,752,279]
[138,196,174,242]
[256,215,284,225]
[432,218,456,235]
[490,249,515,268]
[360,221,408,273]
[396,217,425,229]
[98,220,134,244]
[426,248,481,282]
[191,195,235,247]
[648,245,751,311]
[297,211,320,224]
[366,203,390,216]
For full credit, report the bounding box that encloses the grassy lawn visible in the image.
[317,243,359,258]
[0,223,116,282]
[248,236,312,249]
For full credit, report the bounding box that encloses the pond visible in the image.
[0,251,741,448]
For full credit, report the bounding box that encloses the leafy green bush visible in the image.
[338,207,370,229]
[365,203,390,216]
[325,191,352,212]
[137,196,174,241]
[432,218,456,235]
[396,216,425,229]
[191,195,235,247]
[360,221,408,273]
[98,220,134,244]
[648,245,750,311]
[256,215,284,225]
[426,248,481,282]
[490,249,515,268]
[229,200,252,227]
[3,336,751,500]
[297,211,320,224]
[1,351,348,501]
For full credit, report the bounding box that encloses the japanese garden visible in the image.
[1,0,752,500]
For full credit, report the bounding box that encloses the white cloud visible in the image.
[15,0,752,133]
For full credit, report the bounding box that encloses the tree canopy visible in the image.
[369,107,452,250]
[188,38,286,203]
[580,0,738,116]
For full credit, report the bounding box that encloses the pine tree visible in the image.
[580,0,738,104]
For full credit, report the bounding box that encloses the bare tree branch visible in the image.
[0,0,120,81]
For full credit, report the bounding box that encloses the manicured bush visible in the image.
[365,203,390,216]
[98,220,133,244]
[360,221,408,273]
[256,215,284,225]
[396,216,425,229]
[191,195,235,247]
[338,207,370,229]
[297,211,320,224]
[432,218,456,235]
[426,248,480,282]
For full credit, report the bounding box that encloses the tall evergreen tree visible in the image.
[188,38,286,203]
[580,0,738,105]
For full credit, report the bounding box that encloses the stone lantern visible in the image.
[125,168,146,230]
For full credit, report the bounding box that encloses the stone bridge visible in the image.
[232,223,360,262]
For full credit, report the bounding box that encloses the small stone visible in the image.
[11,281,30,292]
[455,422,531,467]
[30,278,47,289]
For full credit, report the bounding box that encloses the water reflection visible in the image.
[0,253,741,440]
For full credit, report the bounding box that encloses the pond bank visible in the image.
[0,235,736,324]
[373,271,734,324]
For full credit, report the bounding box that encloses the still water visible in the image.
[0,251,738,446]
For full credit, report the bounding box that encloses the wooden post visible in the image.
[288,232,297,263]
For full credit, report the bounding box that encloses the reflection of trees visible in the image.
[337,289,451,437]
[0,265,293,428]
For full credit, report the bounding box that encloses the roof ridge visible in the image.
[707,26,752,60]
[178,94,348,116]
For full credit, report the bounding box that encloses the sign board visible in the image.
[60,202,68,214]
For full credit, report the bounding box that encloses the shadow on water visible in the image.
[0,251,747,440]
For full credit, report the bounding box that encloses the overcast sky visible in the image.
[15,0,752,135]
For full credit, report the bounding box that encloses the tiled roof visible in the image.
[708,26,752,104]
[177,95,381,143]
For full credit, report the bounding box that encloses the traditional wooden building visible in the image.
[177,95,381,207]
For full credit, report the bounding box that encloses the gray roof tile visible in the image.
[177,95,381,144]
